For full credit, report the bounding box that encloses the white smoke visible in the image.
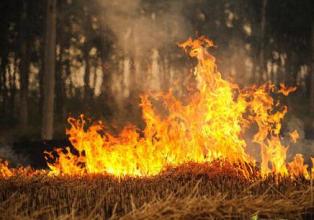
[98,0,191,54]
[0,140,28,166]
[95,0,193,125]
[283,115,314,162]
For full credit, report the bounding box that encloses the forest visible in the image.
[1,1,314,219]
[0,0,312,142]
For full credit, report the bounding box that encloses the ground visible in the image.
[0,162,313,219]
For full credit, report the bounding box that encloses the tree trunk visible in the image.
[10,57,18,119]
[83,46,92,101]
[41,0,56,140]
[55,45,65,122]
[310,22,314,113]
[99,17,112,101]
[258,0,268,84]
[0,39,9,117]
[0,65,7,117]
[19,0,30,129]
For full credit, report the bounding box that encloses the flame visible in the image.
[278,83,297,96]
[41,37,305,178]
[0,160,13,178]
[311,157,314,178]
[0,159,46,178]
[288,154,309,179]
[289,130,299,143]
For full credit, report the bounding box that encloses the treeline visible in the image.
[0,0,313,140]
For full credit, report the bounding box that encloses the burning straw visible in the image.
[0,163,313,219]
[1,37,314,219]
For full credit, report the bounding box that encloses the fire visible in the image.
[0,159,44,178]
[288,154,309,179]
[312,157,314,178]
[289,130,299,143]
[0,160,13,178]
[278,83,297,96]
[41,37,313,178]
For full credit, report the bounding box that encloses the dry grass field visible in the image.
[0,161,313,220]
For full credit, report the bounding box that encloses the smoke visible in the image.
[95,0,193,125]
[283,115,314,163]
[98,0,191,55]
[92,1,314,165]
[0,140,28,166]
[95,0,260,100]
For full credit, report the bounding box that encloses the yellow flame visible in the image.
[0,160,13,178]
[311,157,314,179]
[288,154,309,179]
[44,37,304,178]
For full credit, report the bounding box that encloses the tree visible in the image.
[310,22,314,113]
[19,0,30,130]
[41,0,56,140]
[258,0,267,83]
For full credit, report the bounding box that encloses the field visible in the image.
[1,161,313,220]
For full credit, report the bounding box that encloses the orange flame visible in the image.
[0,160,13,178]
[311,157,314,178]
[288,154,309,179]
[42,37,306,178]
[278,83,297,96]
[289,130,299,143]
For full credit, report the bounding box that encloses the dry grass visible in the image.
[0,162,313,220]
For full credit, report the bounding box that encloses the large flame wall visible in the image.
[45,37,311,178]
